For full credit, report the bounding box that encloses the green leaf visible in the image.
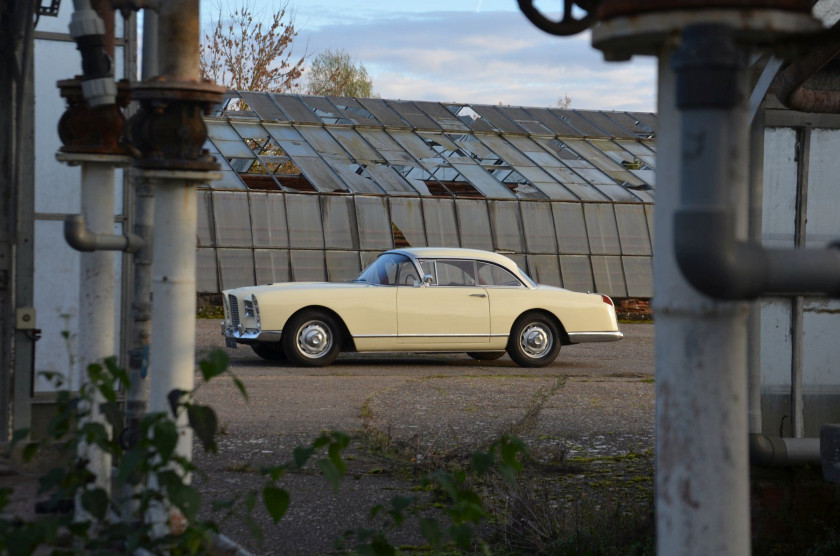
[328,442,347,475]
[448,523,474,550]
[81,488,109,520]
[168,483,201,522]
[22,442,39,463]
[368,534,396,556]
[387,495,415,527]
[472,450,494,475]
[10,428,29,450]
[420,518,444,550]
[199,349,229,381]
[232,376,249,401]
[187,404,218,453]
[152,420,179,461]
[100,401,122,429]
[104,356,129,388]
[262,486,290,523]
[263,465,287,481]
[317,459,342,492]
[293,446,315,467]
[117,448,147,484]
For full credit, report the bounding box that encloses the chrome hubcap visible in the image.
[520,324,552,359]
[297,321,332,358]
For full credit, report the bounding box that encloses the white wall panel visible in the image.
[761,128,797,248]
[806,129,840,248]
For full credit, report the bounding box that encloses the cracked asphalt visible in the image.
[192,320,655,554]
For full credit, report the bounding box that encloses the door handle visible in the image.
[470,293,487,298]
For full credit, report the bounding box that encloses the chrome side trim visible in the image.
[223,327,283,343]
[567,331,624,343]
[354,333,508,339]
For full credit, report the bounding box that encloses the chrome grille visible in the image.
[229,294,240,327]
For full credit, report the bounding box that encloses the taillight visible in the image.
[601,295,614,306]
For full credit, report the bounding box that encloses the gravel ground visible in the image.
[192,320,655,554]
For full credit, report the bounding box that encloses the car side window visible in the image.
[435,259,477,286]
[477,262,523,287]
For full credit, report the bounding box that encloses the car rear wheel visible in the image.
[467,351,505,361]
[283,311,341,367]
[251,342,286,362]
[507,313,561,367]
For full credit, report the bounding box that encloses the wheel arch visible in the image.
[283,305,357,352]
[509,309,570,346]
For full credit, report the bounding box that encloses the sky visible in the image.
[200,0,657,112]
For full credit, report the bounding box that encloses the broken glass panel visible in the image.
[542,139,643,202]
[474,135,573,200]
[286,194,324,249]
[327,97,383,126]
[196,248,218,292]
[489,201,525,252]
[616,139,656,169]
[605,112,657,138]
[356,196,393,250]
[386,100,441,130]
[627,112,658,135]
[255,249,290,284]
[455,199,493,251]
[299,95,354,125]
[415,101,470,131]
[552,202,590,254]
[469,105,525,133]
[271,94,322,124]
[326,251,362,282]
[358,98,411,128]
[197,190,215,247]
[207,120,254,158]
[591,255,627,297]
[218,248,255,289]
[498,106,554,135]
[328,127,382,160]
[203,140,247,190]
[213,192,252,247]
[290,250,326,281]
[390,197,427,247]
[527,255,562,287]
[614,204,651,255]
[623,256,653,297]
[249,192,289,248]
[563,138,650,193]
[422,198,459,247]
[358,129,431,195]
[520,201,558,254]
[526,107,583,136]
[559,255,594,292]
[448,105,499,132]
[322,195,359,250]
[584,203,621,255]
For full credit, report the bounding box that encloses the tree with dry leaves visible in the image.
[307,48,374,98]
[200,1,305,95]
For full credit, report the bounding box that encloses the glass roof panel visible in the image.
[286,194,324,249]
[218,248,255,289]
[498,106,554,136]
[358,98,411,128]
[298,95,354,125]
[414,101,470,131]
[385,100,441,130]
[576,111,637,138]
[584,203,621,255]
[203,140,247,190]
[271,94,323,124]
[322,195,359,249]
[355,196,393,250]
[254,249,290,284]
[551,110,608,136]
[560,138,651,200]
[591,255,627,297]
[327,97,383,126]
[249,192,288,248]
[469,104,525,133]
[552,202,590,254]
[615,139,656,169]
[326,128,382,161]
[448,105,499,132]
[422,198,460,247]
[627,112,658,135]
[489,201,525,252]
[449,162,516,199]
[520,201,558,253]
[525,107,583,136]
[623,256,653,297]
[239,91,288,121]
[455,199,493,251]
[262,124,318,156]
[559,255,594,292]
[603,111,657,138]
[614,203,652,255]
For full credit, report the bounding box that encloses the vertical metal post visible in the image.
[654,44,751,555]
[791,127,810,438]
[748,99,766,435]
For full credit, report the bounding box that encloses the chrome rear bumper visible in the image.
[567,331,624,344]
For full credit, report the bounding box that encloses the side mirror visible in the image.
[420,274,435,287]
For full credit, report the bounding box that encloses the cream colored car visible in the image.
[221,247,622,367]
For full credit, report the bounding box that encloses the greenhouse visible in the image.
[197,92,656,299]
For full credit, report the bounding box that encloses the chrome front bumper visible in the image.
[221,322,283,344]
[567,330,624,344]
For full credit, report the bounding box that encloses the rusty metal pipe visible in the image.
[157,0,200,81]
[775,22,840,113]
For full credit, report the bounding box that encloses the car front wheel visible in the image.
[507,313,561,367]
[282,311,341,367]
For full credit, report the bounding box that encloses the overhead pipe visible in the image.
[774,21,840,114]
[673,25,840,301]
[64,213,144,252]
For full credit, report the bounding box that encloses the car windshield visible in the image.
[354,253,420,286]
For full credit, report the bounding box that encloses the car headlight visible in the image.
[251,295,261,328]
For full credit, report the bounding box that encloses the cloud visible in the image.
[294,10,656,111]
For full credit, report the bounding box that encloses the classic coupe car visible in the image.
[221,248,622,367]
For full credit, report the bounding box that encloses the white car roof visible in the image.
[388,247,521,273]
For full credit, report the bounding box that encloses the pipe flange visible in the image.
[57,79,131,155]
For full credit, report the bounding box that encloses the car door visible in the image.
[397,259,490,346]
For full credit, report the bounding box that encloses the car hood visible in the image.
[224,281,367,297]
